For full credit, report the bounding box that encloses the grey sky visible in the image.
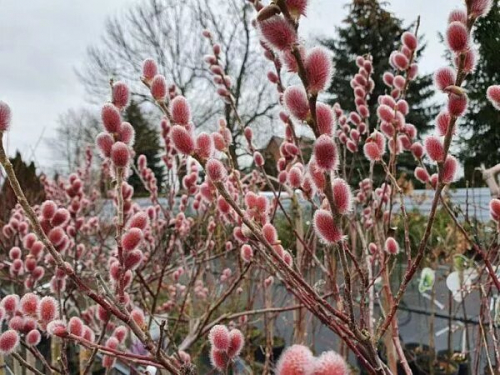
[0,0,458,171]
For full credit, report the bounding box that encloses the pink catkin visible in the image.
[284,86,310,121]
[313,135,338,171]
[20,293,39,316]
[96,132,114,157]
[208,325,230,351]
[434,67,456,91]
[424,136,445,162]
[227,329,244,358]
[332,178,352,215]
[490,199,500,221]
[446,22,469,52]
[210,348,228,371]
[286,0,308,17]
[151,75,167,101]
[0,330,19,355]
[206,159,227,182]
[121,228,143,252]
[111,142,130,168]
[442,155,458,184]
[364,142,382,161]
[384,237,400,255]
[38,296,58,322]
[448,93,468,117]
[258,15,297,51]
[171,125,195,155]
[2,295,19,315]
[0,101,12,132]
[241,244,253,263]
[25,330,41,346]
[170,96,191,125]
[68,317,84,337]
[313,210,343,244]
[112,82,130,109]
[196,132,214,159]
[305,47,332,93]
[101,104,121,133]
[402,32,418,51]
[487,85,500,110]
[415,167,430,183]
[142,58,158,80]
[129,212,149,230]
[276,345,314,375]
[310,351,349,375]
[119,122,135,145]
[470,0,493,18]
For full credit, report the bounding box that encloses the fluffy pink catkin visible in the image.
[332,178,353,215]
[142,58,158,80]
[210,348,228,371]
[313,135,338,171]
[442,155,458,184]
[258,15,297,51]
[401,31,418,51]
[305,47,332,94]
[384,237,400,255]
[286,0,308,17]
[227,329,244,358]
[171,125,195,155]
[284,86,310,121]
[206,159,227,182]
[38,296,58,322]
[470,0,493,18]
[313,210,342,244]
[20,293,39,316]
[0,101,12,131]
[487,85,500,110]
[208,325,230,351]
[424,136,445,162]
[490,199,500,221]
[121,228,143,252]
[96,132,114,157]
[276,345,314,375]
[448,93,468,117]
[68,316,84,337]
[434,67,456,91]
[25,330,41,346]
[310,351,349,375]
[364,141,383,161]
[241,244,253,263]
[111,142,130,168]
[195,132,214,159]
[112,81,130,109]
[0,330,20,355]
[150,74,167,101]
[101,104,121,133]
[446,21,469,52]
[170,96,191,125]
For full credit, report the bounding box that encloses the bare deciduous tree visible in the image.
[52,108,100,171]
[77,0,278,167]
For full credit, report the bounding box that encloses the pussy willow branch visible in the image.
[378,19,476,340]
[0,132,180,374]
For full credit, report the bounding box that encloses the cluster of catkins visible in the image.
[251,0,359,245]
[96,81,134,173]
[208,324,244,372]
[275,344,348,375]
[0,293,92,355]
[202,30,233,100]
[336,55,374,153]
[363,30,420,162]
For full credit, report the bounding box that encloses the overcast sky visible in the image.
[0,0,458,172]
